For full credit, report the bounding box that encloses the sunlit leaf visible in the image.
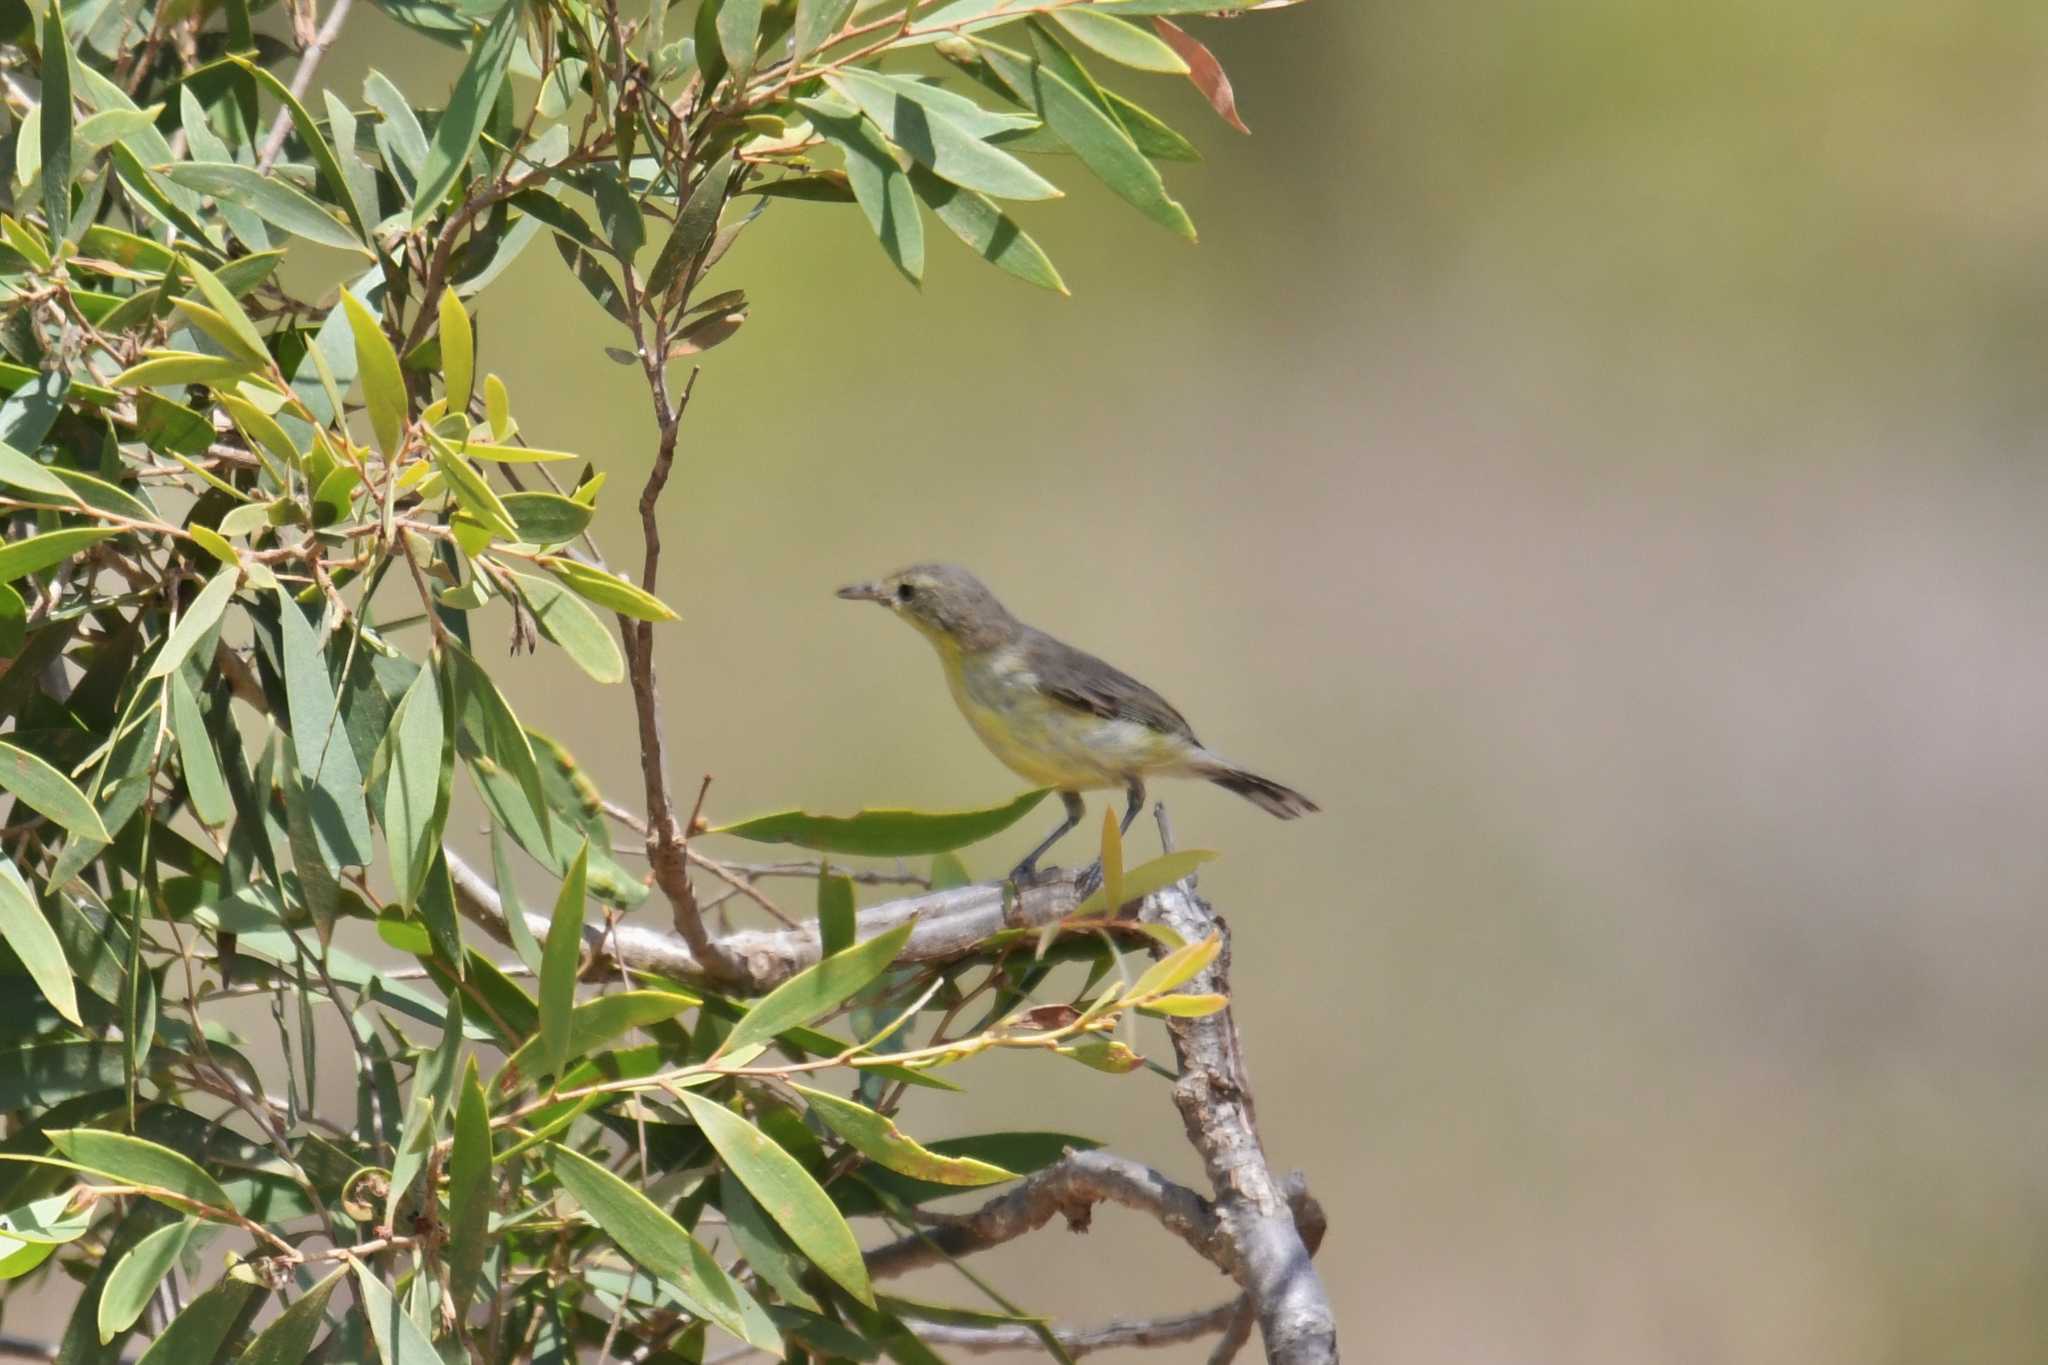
[438,287,475,413]
[0,860,81,1026]
[538,555,679,622]
[144,569,237,681]
[717,920,915,1059]
[804,102,924,285]
[0,739,112,843]
[97,1218,198,1343]
[48,1131,238,1218]
[132,1275,256,1365]
[1067,848,1217,917]
[712,788,1049,856]
[0,528,118,584]
[795,0,856,59]
[378,660,446,908]
[354,1255,442,1364]
[1152,17,1250,133]
[235,1265,344,1365]
[829,70,1059,201]
[340,288,408,460]
[504,569,623,684]
[674,1089,874,1306]
[794,1085,1013,1185]
[549,1143,781,1350]
[538,841,589,1080]
[910,166,1065,293]
[1050,7,1188,72]
[412,0,521,223]
[160,164,365,251]
[275,589,373,867]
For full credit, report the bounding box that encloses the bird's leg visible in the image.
[1010,790,1086,883]
[1074,779,1146,900]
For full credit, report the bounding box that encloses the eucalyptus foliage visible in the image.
[0,0,1297,1355]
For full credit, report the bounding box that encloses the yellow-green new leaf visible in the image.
[1127,933,1220,1002]
[181,256,270,363]
[144,568,237,680]
[429,436,520,542]
[340,289,408,459]
[538,842,589,1081]
[793,1085,1013,1185]
[539,555,678,622]
[0,859,81,1025]
[674,1089,874,1306]
[1069,849,1217,917]
[438,288,474,412]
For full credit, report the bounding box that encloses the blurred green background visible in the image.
[330,0,2048,1356]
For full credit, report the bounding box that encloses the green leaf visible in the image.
[1126,932,1219,1001]
[445,641,550,843]
[818,874,855,957]
[48,1130,238,1219]
[167,673,231,829]
[110,351,256,388]
[0,439,76,499]
[181,256,272,366]
[977,38,1195,240]
[646,154,735,299]
[446,1059,491,1315]
[0,527,119,582]
[98,1218,198,1342]
[795,0,856,59]
[499,491,592,545]
[538,841,589,1080]
[674,1089,874,1307]
[484,373,511,440]
[0,739,112,843]
[0,1039,131,1110]
[490,826,544,975]
[1049,8,1188,72]
[134,1275,257,1365]
[276,591,373,867]
[713,787,1049,856]
[378,661,446,908]
[829,70,1059,201]
[430,436,520,541]
[39,3,71,241]
[340,288,408,460]
[549,1143,781,1351]
[353,1256,442,1364]
[160,163,366,251]
[539,555,679,622]
[0,859,81,1026]
[437,288,474,413]
[793,1084,1013,1185]
[497,988,697,1088]
[0,584,20,657]
[1068,848,1217,917]
[804,102,924,284]
[365,70,429,178]
[717,920,915,1059]
[144,569,237,681]
[504,569,622,684]
[909,166,1065,293]
[717,0,763,73]
[231,57,374,244]
[235,1265,344,1365]
[413,0,522,223]
[1098,805,1123,912]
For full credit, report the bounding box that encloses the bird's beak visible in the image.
[836,581,889,603]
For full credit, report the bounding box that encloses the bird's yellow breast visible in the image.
[930,639,1196,790]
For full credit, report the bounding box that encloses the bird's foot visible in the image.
[1073,858,1104,901]
[1006,860,1058,890]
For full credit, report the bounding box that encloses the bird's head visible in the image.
[837,564,1017,651]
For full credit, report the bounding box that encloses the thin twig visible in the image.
[257,0,356,171]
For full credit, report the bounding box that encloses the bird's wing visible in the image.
[1020,628,1200,744]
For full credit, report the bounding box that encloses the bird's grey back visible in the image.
[1019,627,1200,744]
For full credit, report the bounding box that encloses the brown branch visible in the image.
[444,848,1081,991]
[904,1300,1242,1357]
[864,1149,1232,1279]
[1143,875,1339,1364]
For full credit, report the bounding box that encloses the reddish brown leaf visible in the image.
[1018,1003,1082,1031]
[1153,18,1250,135]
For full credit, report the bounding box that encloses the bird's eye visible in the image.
[896,583,915,602]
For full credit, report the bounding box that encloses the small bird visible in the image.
[837,564,1318,885]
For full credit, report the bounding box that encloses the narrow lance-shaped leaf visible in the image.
[230,56,375,243]
[674,1088,875,1306]
[718,0,763,78]
[235,1265,344,1365]
[646,154,735,299]
[438,288,474,412]
[538,555,679,622]
[505,570,623,685]
[132,1276,257,1365]
[159,164,365,251]
[795,0,856,59]
[275,590,373,867]
[40,3,71,241]
[712,787,1050,856]
[1068,848,1217,917]
[144,569,237,680]
[549,1143,782,1351]
[0,739,112,843]
[97,1219,199,1343]
[1152,17,1251,133]
[818,874,855,957]
[716,919,915,1059]
[412,0,521,224]
[0,527,120,582]
[828,70,1059,202]
[446,1059,492,1315]
[793,1084,1014,1185]
[353,1255,443,1365]
[909,166,1066,294]
[0,859,82,1025]
[1050,8,1189,73]
[166,673,231,829]
[378,661,445,907]
[538,841,589,1080]
[47,1131,238,1219]
[340,288,408,460]
[803,101,924,285]
[976,36,1196,241]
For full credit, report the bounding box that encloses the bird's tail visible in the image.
[1197,760,1320,819]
